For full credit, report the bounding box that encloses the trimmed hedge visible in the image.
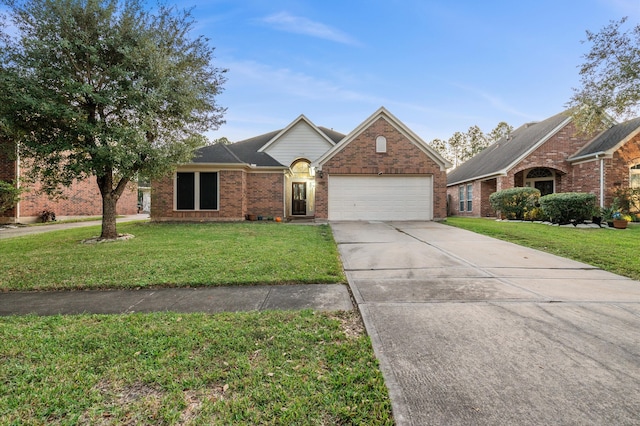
[489,187,540,220]
[539,192,597,224]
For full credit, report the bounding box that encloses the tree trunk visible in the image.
[101,192,118,239]
[97,171,128,240]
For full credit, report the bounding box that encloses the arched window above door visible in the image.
[290,160,312,178]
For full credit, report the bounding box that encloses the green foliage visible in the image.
[0,180,21,213]
[0,311,393,425]
[446,217,640,281]
[489,187,540,220]
[569,17,640,134]
[613,187,640,215]
[430,122,512,167]
[539,192,598,224]
[0,223,345,291]
[0,0,226,237]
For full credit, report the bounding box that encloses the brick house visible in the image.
[446,111,640,217]
[152,107,451,222]
[0,142,138,223]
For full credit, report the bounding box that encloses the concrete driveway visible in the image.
[331,221,640,426]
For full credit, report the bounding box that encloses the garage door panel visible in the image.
[328,175,432,221]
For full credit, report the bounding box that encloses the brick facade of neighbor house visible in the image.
[315,117,448,219]
[18,176,138,220]
[0,145,137,223]
[447,114,640,217]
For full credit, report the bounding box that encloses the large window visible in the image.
[459,186,465,211]
[631,164,640,188]
[466,184,473,211]
[176,172,218,210]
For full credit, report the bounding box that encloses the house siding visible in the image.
[263,121,334,166]
[316,117,448,219]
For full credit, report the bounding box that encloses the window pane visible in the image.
[467,184,473,211]
[459,186,465,211]
[200,172,218,210]
[176,172,195,210]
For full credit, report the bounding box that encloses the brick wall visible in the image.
[316,117,448,219]
[446,179,494,217]
[18,175,138,221]
[246,172,285,218]
[151,169,248,221]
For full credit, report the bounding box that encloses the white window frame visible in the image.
[459,186,465,211]
[466,184,473,212]
[630,164,640,189]
[174,171,220,211]
[376,135,387,153]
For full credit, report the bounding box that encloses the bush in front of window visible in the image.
[489,187,540,220]
[539,192,598,225]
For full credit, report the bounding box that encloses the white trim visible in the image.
[506,117,572,174]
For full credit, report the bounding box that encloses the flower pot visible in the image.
[613,219,628,229]
[247,214,257,221]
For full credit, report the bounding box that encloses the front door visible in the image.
[534,180,554,196]
[292,183,307,215]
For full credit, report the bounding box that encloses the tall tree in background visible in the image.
[487,121,513,143]
[568,17,640,134]
[430,121,512,168]
[0,0,226,238]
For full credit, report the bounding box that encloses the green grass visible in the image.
[0,222,345,291]
[0,311,393,425]
[446,217,640,280]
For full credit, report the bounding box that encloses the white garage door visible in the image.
[328,175,433,221]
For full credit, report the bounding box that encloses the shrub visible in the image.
[613,187,640,215]
[489,187,540,220]
[0,180,21,214]
[539,192,597,224]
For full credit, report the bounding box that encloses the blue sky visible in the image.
[183,0,640,143]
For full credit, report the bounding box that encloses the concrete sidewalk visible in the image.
[0,284,353,316]
[332,220,640,426]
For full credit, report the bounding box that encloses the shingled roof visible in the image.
[569,117,640,161]
[191,127,345,167]
[447,111,571,186]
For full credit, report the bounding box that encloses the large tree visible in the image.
[430,122,512,168]
[0,0,226,238]
[568,17,640,134]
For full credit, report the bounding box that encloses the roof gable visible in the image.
[314,106,452,170]
[447,111,572,186]
[569,117,640,162]
[259,116,339,165]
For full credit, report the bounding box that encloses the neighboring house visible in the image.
[0,143,138,223]
[446,111,640,217]
[152,107,451,222]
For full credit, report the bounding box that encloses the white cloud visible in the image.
[259,11,362,46]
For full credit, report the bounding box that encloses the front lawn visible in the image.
[0,311,393,425]
[446,217,640,280]
[0,222,345,291]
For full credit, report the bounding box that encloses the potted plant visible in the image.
[612,211,632,229]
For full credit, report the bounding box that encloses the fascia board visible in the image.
[447,171,507,187]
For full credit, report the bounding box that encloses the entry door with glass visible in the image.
[292,183,307,215]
